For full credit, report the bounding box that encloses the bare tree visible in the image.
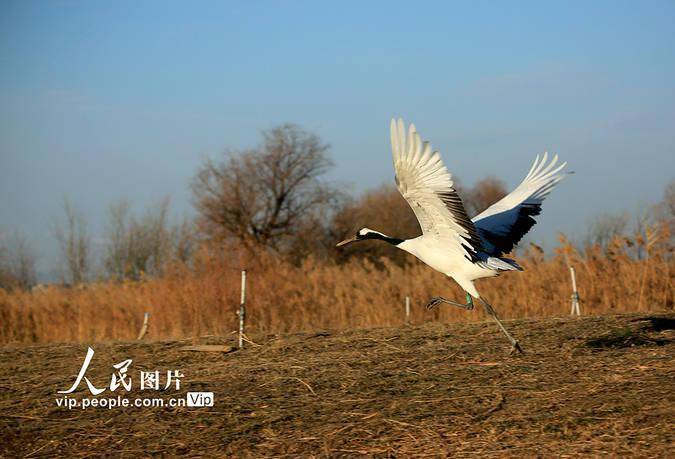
[0,231,37,290]
[583,180,674,256]
[330,185,419,264]
[192,124,339,253]
[104,199,132,279]
[585,213,629,250]
[104,198,175,280]
[0,235,8,289]
[171,217,197,265]
[53,199,90,285]
[664,180,675,221]
[646,179,675,254]
[655,179,675,236]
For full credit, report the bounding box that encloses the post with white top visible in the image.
[405,296,411,324]
[238,270,247,348]
[569,266,581,316]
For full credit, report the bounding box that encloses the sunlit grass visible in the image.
[1,231,672,344]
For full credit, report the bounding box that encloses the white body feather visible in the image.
[398,237,496,297]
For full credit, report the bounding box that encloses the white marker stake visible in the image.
[569,266,581,316]
[405,296,411,324]
[137,312,150,340]
[238,270,247,348]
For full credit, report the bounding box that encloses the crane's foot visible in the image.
[425,295,474,311]
[510,341,524,354]
[478,297,524,355]
[425,297,444,310]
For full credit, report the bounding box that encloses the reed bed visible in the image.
[0,234,672,344]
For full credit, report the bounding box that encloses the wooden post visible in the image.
[238,270,247,348]
[137,312,150,340]
[405,296,411,324]
[569,266,581,316]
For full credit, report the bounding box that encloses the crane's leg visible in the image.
[479,297,523,354]
[425,293,474,311]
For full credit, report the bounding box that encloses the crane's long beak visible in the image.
[336,236,357,247]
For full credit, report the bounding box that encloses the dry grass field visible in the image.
[1,313,673,457]
[1,230,672,456]
[1,233,672,344]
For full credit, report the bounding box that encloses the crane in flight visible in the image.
[337,119,570,353]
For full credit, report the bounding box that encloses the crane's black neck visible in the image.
[362,232,405,246]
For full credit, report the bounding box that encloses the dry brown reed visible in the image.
[1,231,672,344]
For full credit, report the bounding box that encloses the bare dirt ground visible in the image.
[1,313,674,458]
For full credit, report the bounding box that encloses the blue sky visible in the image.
[1,1,674,274]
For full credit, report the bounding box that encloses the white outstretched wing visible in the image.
[472,152,570,256]
[390,118,483,258]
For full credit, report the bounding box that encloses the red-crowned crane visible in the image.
[337,119,570,353]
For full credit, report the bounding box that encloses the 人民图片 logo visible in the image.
[58,347,183,394]
[55,347,213,409]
